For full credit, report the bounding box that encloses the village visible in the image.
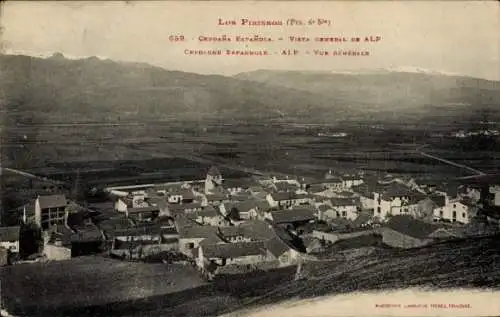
[2,164,500,280]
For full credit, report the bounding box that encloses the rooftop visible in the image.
[186,208,221,219]
[238,220,277,240]
[127,206,160,214]
[206,193,229,201]
[177,223,220,239]
[264,236,290,258]
[331,197,359,206]
[270,192,298,201]
[270,209,315,224]
[37,194,67,209]
[201,241,266,259]
[112,224,163,238]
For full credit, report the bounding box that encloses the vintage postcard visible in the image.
[0,1,499,316]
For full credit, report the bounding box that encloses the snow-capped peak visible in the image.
[329,66,462,77]
[382,66,461,76]
[2,49,109,61]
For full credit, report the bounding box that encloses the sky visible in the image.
[1,1,499,80]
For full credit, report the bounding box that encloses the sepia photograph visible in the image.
[0,1,499,316]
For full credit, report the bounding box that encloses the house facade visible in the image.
[373,185,424,222]
[432,199,476,224]
[330,198,359,221]
[266,192,303,209]
[341,176,364,189]
[35,194,68,230]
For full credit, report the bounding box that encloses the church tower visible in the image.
[204,166,223,194]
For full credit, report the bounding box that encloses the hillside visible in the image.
[235,69,500,123]
[2,234,499,316]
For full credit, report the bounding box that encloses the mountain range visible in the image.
[1,53,499,125]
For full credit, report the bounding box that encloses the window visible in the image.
[453,204,456,208]
[342,211,347,217]
[452,211,457,218]
[377,207,381,214]
[462,213,466,218]
[186,242,194,249]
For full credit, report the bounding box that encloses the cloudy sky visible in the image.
[2,1,499,80]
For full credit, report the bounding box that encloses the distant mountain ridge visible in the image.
[0,54,345,124]
[1,53,499,125]
[235,69,500,123]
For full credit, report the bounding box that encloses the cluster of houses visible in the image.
[2,165,500,276]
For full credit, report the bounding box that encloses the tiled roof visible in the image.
[459,197,475,207]
[37,194,67,209]
[186,208,221,219]
[331,197,358,207]
[98,216,135,232]
[264,236,290,257]
[168,203,203,214]
[238,220,276,240]
[296,193,313,200]
[232,193,253,202]
[270,192,298,201]
[0,226,20,242]
[337,191,355,197]
[308,184,326,192]
[128,206,160,214]
[178,224,219,239]
[255,200,271,212]
[112,224,162,238]
[271,209,315,224]
[218,226,245,238]
[206,193,229,201]
[234,200,258,213]
[201,241,266,259]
